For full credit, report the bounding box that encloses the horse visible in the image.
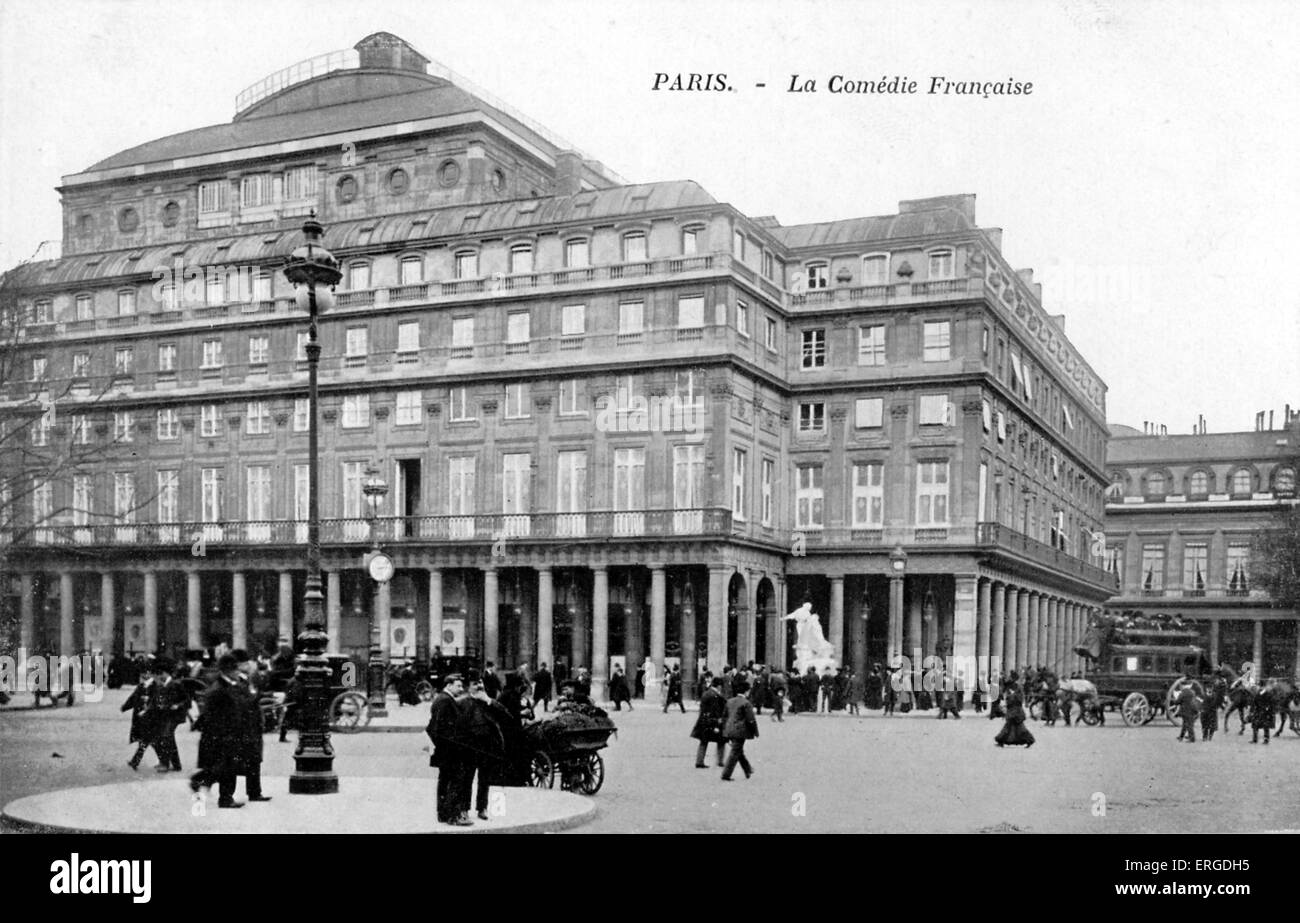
[1226,678,1299,735]
[1056,678,1099,726]
[1224,678,1254,734]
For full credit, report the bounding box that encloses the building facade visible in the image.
[1,33,1117,697]
[1102,415,1300,677]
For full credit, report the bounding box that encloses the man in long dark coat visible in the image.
[692,677,727,767]
[426,673,470,824]
[663,665,685,713]
[532,662,553,713]
[190,654,246,808]
[459,679,507,820]
[233,651,270,801]
[608,665,633,710]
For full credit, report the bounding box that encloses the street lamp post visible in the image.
[283,216,341,795]
[362,467,390,718]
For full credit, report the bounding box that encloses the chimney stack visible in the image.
[1269,410,1275,430]
[553,151,584,197]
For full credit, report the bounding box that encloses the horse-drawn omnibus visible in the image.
[1076,617,1213,727]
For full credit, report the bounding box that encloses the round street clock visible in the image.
[368,552,395,584]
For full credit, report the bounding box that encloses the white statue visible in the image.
[782,603,837,675]
[642,656,661,694]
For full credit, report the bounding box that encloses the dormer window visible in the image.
[1145,471,1167,497]
[928,248,955,279]
[1229,468,1253,496]
[1188,470,1210,497]
[1274,466,1296,496]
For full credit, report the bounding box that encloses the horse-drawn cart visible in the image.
[1077,617,1215,727]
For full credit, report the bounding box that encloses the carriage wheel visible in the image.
[415,680,435,702]
[1080,705,1101,726]
[1164,679,1204,726]
[528,751,555,789]
[577,753,605,795]
[1121,692,1152,727]
[330,692,368,732]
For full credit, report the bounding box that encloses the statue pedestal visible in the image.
[793,647,838,677]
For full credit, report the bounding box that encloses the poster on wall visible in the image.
[123,616,146,656]
[439,619,466,656]
[83,618,102,654]
[389,618,416,661]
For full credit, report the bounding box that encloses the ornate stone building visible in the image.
[1,33,1116,697]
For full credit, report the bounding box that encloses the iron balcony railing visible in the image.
[975,522,1117,588]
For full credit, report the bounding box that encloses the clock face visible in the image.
[368,554,394,583]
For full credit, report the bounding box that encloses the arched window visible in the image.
[861,253,889,285]
[1187,470,1210,497]
[1273,466,1296,495]
[1229,468,1253,496]
[509,244,533,275]
[1145,471,1166,497]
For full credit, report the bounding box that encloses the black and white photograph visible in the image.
[0,0,1297,896]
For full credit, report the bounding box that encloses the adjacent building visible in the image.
[0,33,1117,697]
[1102,414,1300,677]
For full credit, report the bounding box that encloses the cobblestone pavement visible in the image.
[4,690,1298,834]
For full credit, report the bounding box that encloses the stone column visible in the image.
[231,571,247,651]
[483,568,499,667]
[143,571,158,654]
[19,574,35,658]
[59,572,75,657]
[1024,593,1038,669]
[740,572,758,666]
[680,575,697,693]
[376,578,392,659]
[851,580,868,677]
[823,574,843,665]
[326,570,342,654]
[1014,589,1030,675]
[428,568,444,658]
[278,571,294,643]
[888,574,904,666]
[518,576,536,669]
[707,566,728,673]
[626,572,645,679]
[186,571,202,649]
[990,582,1006,689]
[649,565,666,669]
[536,567,553,669]
[907,587,923,666]
[1208,618,1221,669]
[1252,619,1264,673]
[976,578,991,687]
[591,565,609,701]
[571,577,587,671]
[99,572,116,657]
[1043,598,1055,670]
[953,575,978,674]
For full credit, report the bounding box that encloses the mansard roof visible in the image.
[770,203,976,249]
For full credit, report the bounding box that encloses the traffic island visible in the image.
[1,777,595,834]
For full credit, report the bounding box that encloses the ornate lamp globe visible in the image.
[284,216,342,306]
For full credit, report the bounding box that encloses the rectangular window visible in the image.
[157,344,176,373]
[32,356,49,381]
[978,462,988,522]
[32,482,53,533]
[32,413,50,447]
[761,458,775,527]
[72,414,89,445]
[33,300,52,324]
[672,445,706,529]
[928,250,954,279]
[732,449,748,521]
[72,475,93,532]
[114,472,136,523]
[677,295,704,330]
[113,347,133,376]
[1182,543,1208,595]
[565,239,589,268]
[1106,545,1124,584]
[982,400,992,433]
[504,383,529,419]
[118,290,136,316]
[857,325,886,366]
[342,394,369,428]
[448,387,473,422]
[1141,544,1166,593]
[245,401,270,434]
[76,294,93,321]
[293,398,309,432]
[919,394,951,426]
[246,466,271,524]
[996,410,1007,442]
[916,461,950,525]
[502,453,532,526]
[451,317,474,352]
[399,256,423,286]
[762,251,775,279]
[559,379,583,415]
[765,316,778,351]
[200,468,222,523]
[732,229,746,261]
[113,411,134,443]
[454,251,478,279]
[240,173,272,208]
[200,404,220,437]
[510,245,533,275]
[248,336,269,366]
[736,301,750,337]
[806,264,828,290]
[682,228,698,256]
[613,448,646,515]
[861,254,889,285]
[156,470,178,527]
[198,180,228,214]
[72,352,90,378]
[448,457,476,517]
[347,263,370,291]
[1227,544,1250,594]
[397,321,420,354]
[796,465,824,529]
[201,339,223,369]
[854,398,883,429]
[396,390,422,425]
[252,273,272,302]
[622,233,647,263]
[156,408,179,440]
[294,465,309,540]
[205,273,225,306]
[799,402,826,433]
[618,301,643,335]
[283,165,317,200]
[561,304,585,337]
[296,332,309,361]
[923,321,951,361]
[341,462,363,523]
[507,311,531,351]
[801,329,826,368]
[852,463,884,527]
[345,326,368,358]
[556,450,588,515]
[673,370,703,411]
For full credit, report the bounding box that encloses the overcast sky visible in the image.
[1,0,1296,433]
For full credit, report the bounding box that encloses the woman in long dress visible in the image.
[994,682,1035,748]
